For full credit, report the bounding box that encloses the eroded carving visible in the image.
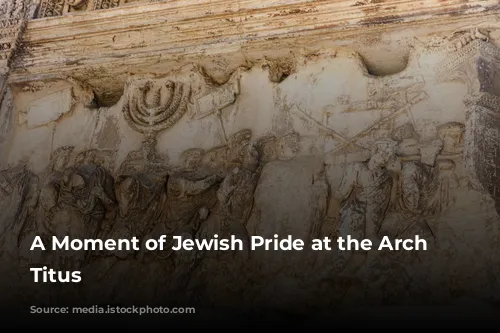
[0,0,26,19]
[0,164,38,258]
[3,38,500,314]
[0,18,25,73]
[122,79,192,135]
[35,0,121,17]
[36,0,65,18]
[45,164,116,270]
[435,36,500,82]
[256,131,301,163]
[333,139,398,274]
[118,136,169,176]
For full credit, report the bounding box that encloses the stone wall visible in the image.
[1,0,500,320]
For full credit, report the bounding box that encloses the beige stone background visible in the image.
[1,0,500,316]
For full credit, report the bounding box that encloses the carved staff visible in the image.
[292,104,365,151]
[194,77,240,146]
[326,91,428,155]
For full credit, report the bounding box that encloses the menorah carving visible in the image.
[123,79,191,135]
[122,78,192,171]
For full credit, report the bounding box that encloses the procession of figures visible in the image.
[0,115,468,305]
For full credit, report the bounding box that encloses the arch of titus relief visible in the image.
[2,0,500,318]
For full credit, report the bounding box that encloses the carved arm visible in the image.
[335,164,359,200]
[182,174,221,196]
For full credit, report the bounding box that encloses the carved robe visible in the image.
[139,174,219,261]
[381,160,457,239]
[217,168,259,229]
[47,164,116,269]
[0,166,39,260]
[115,173,165,238]
[337,162,393,241]
[162,174,219,233]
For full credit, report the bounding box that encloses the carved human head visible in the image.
[166,177,184,199]
[437,122,465,154]
[51,146,74,172]
[370,139,398,167]
[200,147,227,175]
[179,148,205,172]
[256,135,278,162]
[393,123,420,156]
[229,129,252,149]
[69,173,86,191]
[241,144,260,172]
[393,123,418,141]
[277,131,300,160]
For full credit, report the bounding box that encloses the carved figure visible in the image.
[118,136,169,176]
[0,164,38,261]
[382,139,444,240]
[162,173,220,237]
[140,150,221,262]
[216,143,261,256]
[111,172,165,244]
[256,131,301,163]
[37,146,75,238]
[334,139,398,274]
[73,149,116,173]
[437,122,465,155]
[380,122,464,241]
[199,129,255,176]
[309,166,329,242]
[46,164,116,270]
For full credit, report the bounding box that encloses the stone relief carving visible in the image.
[89,0,120,11]
[122,79,192,135]
[73,148,116,173]
[434,30,500,83]
[2,35,500,313]
[446,28,489,52]
[0,164,38,254]
[0,17,25,74]
[333,139,398,275]
[256,131,301,163]
[0,105,485,308]
[36,0,64,17]
[35,0,122,18]
[0,0,28,19]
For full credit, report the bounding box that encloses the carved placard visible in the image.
[195,79,240,119]
[26,88,72,128]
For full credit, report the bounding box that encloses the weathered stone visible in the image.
[1,0,500,322]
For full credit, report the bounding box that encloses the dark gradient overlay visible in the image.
[1,209,500,327]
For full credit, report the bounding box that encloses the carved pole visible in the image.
[326,91,428,155]
[215,109,228,145]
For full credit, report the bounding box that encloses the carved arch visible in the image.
[436,35,500,214]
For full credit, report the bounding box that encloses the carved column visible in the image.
[451,40,500,212]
